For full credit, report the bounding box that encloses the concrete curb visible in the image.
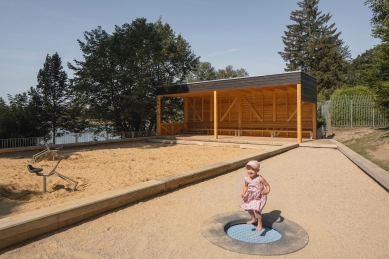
[0,143,298,250]
[0,136,157,154]
[330,139,389,192]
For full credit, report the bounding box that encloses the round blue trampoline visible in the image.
[226,224,282,244]
[201,211,309,255]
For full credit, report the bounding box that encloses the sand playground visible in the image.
[0,141,263,219]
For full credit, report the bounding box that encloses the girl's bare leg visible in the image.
[246,210,257,224]
[255,211,262,230]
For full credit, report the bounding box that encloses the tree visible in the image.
[365,0,389,41]
[331,85,374,96]
[346,48,374,87]
[0,94,48,140]
[215,65,249,79]
[69,18,199,132]
[365,0,389,118]
[187,61,216,82]
[0,97,12,139]
[187,62,249,83]
[28,53,71,144]
[279,0,351,98]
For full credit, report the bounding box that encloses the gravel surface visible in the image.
[1,147,388,258]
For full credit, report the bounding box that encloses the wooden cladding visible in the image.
[185,91,307,124]
[180,89,314,138]
[160,123,185,135]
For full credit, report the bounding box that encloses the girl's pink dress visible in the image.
[240,175,267,212]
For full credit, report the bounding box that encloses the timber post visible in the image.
[214,91,218,139]
[157,96,161,136]
[184,97,188,133]
[297,84,302,143]
[312,103,317,139]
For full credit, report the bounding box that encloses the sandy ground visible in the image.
[0,141,262,219]
[1,147,388,258]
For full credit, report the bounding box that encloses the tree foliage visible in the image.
[279,0,351,98]
[0,98,11,138]
[187,62,216,82]
[345,48,377,87]
[365,0,389,118]
[215,65,249,79]
[0,53,86,141]
[365,0,389,41]
[69,18,199,132]
[187,62,249,82]
[331,85,375,97]
[28,53,76,143]
[0,94,48,139]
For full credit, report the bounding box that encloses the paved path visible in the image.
[1,147,388,258]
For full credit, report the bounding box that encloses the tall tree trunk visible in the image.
[52,124,56,145]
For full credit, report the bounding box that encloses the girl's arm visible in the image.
[260,176,270,195]
[241,181,248,198]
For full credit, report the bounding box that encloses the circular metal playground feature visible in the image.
[201,211,309,256]
[226,224,282,244]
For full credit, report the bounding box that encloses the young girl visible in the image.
[240,160,270,231]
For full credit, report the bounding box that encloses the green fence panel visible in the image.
[327,95,389,127]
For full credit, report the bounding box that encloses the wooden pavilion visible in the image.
[156,71,317,143]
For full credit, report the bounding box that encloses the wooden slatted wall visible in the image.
[183,88,314,138]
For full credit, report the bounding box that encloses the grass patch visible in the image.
[340,127,389,172]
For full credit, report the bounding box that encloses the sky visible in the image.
[0,0,380,102]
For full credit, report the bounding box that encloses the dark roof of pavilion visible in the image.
[157,71,317,103]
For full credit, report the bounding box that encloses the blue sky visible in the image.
[0,0,380,101]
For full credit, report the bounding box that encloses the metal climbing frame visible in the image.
[32,144,63,162]
[27,157,78,192]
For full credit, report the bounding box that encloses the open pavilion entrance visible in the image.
[156,71,317,143]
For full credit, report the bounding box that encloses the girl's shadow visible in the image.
[263,210,284,224]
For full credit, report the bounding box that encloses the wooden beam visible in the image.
[160,124,172,135]
[220,96,238,122]
[242,96,263,122]
[214,91,218,139]
[157,96,161,136]
[262,93,264,121]
[297,84,302,143]
[193,97,196,120]
[187,98,202,121]
[229,96,231,121]
[273,86,288,92]
[286,92,289,137]
[238,94,242,129]
[287,108,297,122]
[273,93,276,122]
[286,92,289,120]
[312,103,317,139]
[286,85,297,92]
[202,97,204,122]
[173,124,184,135]
[219,95,221,121]
[184,97,188,131]
[263,89,275,94]
[275,102,308,137]
[210,96,213,122]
